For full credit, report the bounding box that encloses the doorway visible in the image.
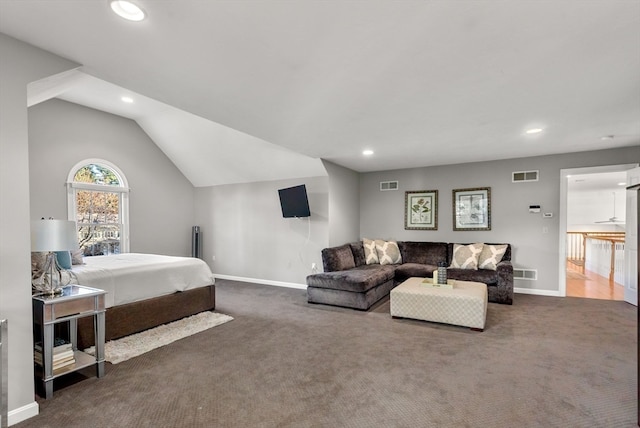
[560,164,636,300]
[566,170,626,300]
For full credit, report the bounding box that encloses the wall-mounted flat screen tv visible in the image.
[278,184,311,218]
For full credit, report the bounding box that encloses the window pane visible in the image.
[73,164,120,186]
[76,190,91,223]
[76,190,119,225]
[78,224,121,256]
[93,192,106,224]
[105,192,119,224]
[75,188,121,256]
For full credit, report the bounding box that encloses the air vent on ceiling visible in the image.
[513,268,538,280]
[512,170,539,183]
[380,181,399,191]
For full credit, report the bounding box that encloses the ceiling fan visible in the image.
[595,192,625,223]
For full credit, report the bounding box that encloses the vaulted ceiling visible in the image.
[1,1,639,187]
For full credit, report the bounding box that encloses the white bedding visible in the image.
[70,253,215,308]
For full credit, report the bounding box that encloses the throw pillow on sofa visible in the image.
[449,243,484,270]
[324,244,357,271]
[478,244,508,270]
[375,240,402,265]
[362,238,379,264]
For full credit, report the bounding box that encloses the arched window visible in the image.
[67,159,129,256]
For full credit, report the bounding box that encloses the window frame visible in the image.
[66,159,130,254]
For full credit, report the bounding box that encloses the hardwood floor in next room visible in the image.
[566,261,624,301]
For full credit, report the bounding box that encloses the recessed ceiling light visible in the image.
[601,135,614,140]
[525,128,543,135]
[121,96,134,103]
[362,150,374,156]
[618,182,626,186]
[110,1,146,21]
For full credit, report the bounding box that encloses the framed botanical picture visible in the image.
[452,187,491,231]
[405,190,438,230]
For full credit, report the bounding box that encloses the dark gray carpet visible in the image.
[17,280,637,427]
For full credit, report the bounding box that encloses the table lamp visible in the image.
[31,219,78,295]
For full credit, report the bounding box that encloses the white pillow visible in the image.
[362,238,379,265]
[478,244,508,270]
[71,248,85,265]
[375,240,402,265]
[449,243,484,270]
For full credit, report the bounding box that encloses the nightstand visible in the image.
[32,285,106,399]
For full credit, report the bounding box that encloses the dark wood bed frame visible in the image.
[76,284,215,350]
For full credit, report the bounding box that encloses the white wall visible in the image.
[568,188,626,232]
[0,33,78,425]
[359,147,640,294]
[28,99,196,256]
[194,176,329,286]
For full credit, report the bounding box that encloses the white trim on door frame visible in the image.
[559,163,639,297]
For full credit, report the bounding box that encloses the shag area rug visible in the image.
[84,311,233,364]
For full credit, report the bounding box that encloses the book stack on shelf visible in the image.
[34,338,75,370]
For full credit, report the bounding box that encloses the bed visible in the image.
[69,253,216,349]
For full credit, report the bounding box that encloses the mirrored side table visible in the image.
[32,285,106,399]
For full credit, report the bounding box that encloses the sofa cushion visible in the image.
[362,238,379,264]
[500,244,512,262]
[349,241,366,267]
[447,268,499,285]
[394,263,439,282]
[397,241,447,265]
[375,240,402,265]
[449,243,483,270]
[321,244,356,272]
[478,244,508,270]
[306,264,396,293]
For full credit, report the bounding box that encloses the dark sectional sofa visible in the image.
[306,241,513,310]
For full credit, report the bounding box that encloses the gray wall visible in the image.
[322,160,360,246]
[28,99,196,257]
[194,176,328,285]
[2,29,637,425]
[360,147,639,293]
[0,34,78,423]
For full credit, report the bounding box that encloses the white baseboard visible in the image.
[213,274,307,290]
[515,287,561,297]
[9,401,38,426]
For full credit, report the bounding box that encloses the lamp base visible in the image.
[32,252,70,295]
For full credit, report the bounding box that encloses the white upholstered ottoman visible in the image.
[390,277,488,330]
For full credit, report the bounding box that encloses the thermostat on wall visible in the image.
[529,205,541,213]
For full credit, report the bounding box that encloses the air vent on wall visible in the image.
[513,268,538,280]
[380,181,399,191]
[512,170,539,182]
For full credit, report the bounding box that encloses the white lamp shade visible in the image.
[31,220,78,252]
